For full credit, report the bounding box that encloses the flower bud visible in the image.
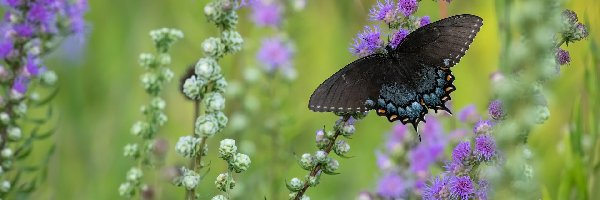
[215,173,235,192]
[218,139,237,160]
[298,153,315,170]
[231,153,251,173]
[314,150,328,163]
[287,177,304,192]
[333,140,350,156]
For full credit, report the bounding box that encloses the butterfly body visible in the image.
[309,14,483,130]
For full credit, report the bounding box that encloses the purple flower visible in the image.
[386,123,407,152]
[575,22,588,39]
[473,120,494,135]
[0,37,13,59]
[449,176,475,200]
[376,173,405,198]
[65,0,89,35]
[27,2,58,33]
[420,16,431,27]
[250,0,282,27]
[257,37,293,72]
[423,176,449,200]
[476,179,489,200]
[474,135,496,161]
[488,100,505,120]
[13,23,34,37]
[369,0,396,23]
[389,28,409,49]
[398,0,418,17]
[376,151,393,170]
[555,48,570,65]
[24,54,44,76]
[452,141,471,164]
[350,25,383,57]
[1,0,21,7]
[458,105,480,123]
[410,144,435,173]
[12,75,28,95]
[561,9,578,24]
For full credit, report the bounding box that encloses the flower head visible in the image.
[555,48,570,65]
[369,0,396,23]
[476,179,489,200]
[11,75,28,97]
[474,135,496,161]
[257,36,294,73]
[398,0,418,17]
[385,123,407,152]
[376,173,405,198]
[350,25,383,57]
[449,176,475,200]
[420,16,431,27]
[250,0,282,27]
[389,28,409,49]
[488,100,505,120]
[376,151,393,170]
[424,176,450,200]
[0,37,13,59]
[452,141,471,164]
[473,120,494,135]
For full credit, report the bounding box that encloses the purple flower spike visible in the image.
[473,120,494,135]
[257,37,293,73]
[424,176,449,200]
[420,16,431,27]
[398,0,418,17]
[13,23,34,38]
[66,0,89,36]
[488,100,505,120]
[458,104,479,123]
[350,25,383,57]
[555,48,570,65]
[452,141,471,163]
[474,135,496,161]
[369,0,396,23]
[250,0,282,27]
[389,28,409,49]
[449,176,475,200]
[386,123,407,152]
[377,173,405,198]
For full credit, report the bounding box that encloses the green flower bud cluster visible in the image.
[120,28,183,198]
[288,116,361,199]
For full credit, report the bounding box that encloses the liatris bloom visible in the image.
[452,141,471,164]
[257,36,294,73]
[369,0,396,23]
[350,26,383,57]
[423,176,450,200]
[449,176,475,200]
[249,0,282,27]
[487,100,505,120]
[555,48,570,65]
[398,0,418,17]
[419,16,431,27]
[377,173,405,198]
[474,135,496,161]
[458,105,479,123]
[473,120,494,135]
[389,28,409,49]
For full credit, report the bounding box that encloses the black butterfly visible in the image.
[308,14,483,132]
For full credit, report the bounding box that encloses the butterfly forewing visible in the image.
[395,14,483,69]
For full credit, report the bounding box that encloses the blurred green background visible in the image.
[17,0,599,199]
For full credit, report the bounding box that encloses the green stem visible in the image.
[186,100,201,200]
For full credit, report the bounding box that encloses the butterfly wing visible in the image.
[394,14,483,68]
[309,54,398,113]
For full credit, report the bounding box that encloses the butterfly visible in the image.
[308,14,483,135]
